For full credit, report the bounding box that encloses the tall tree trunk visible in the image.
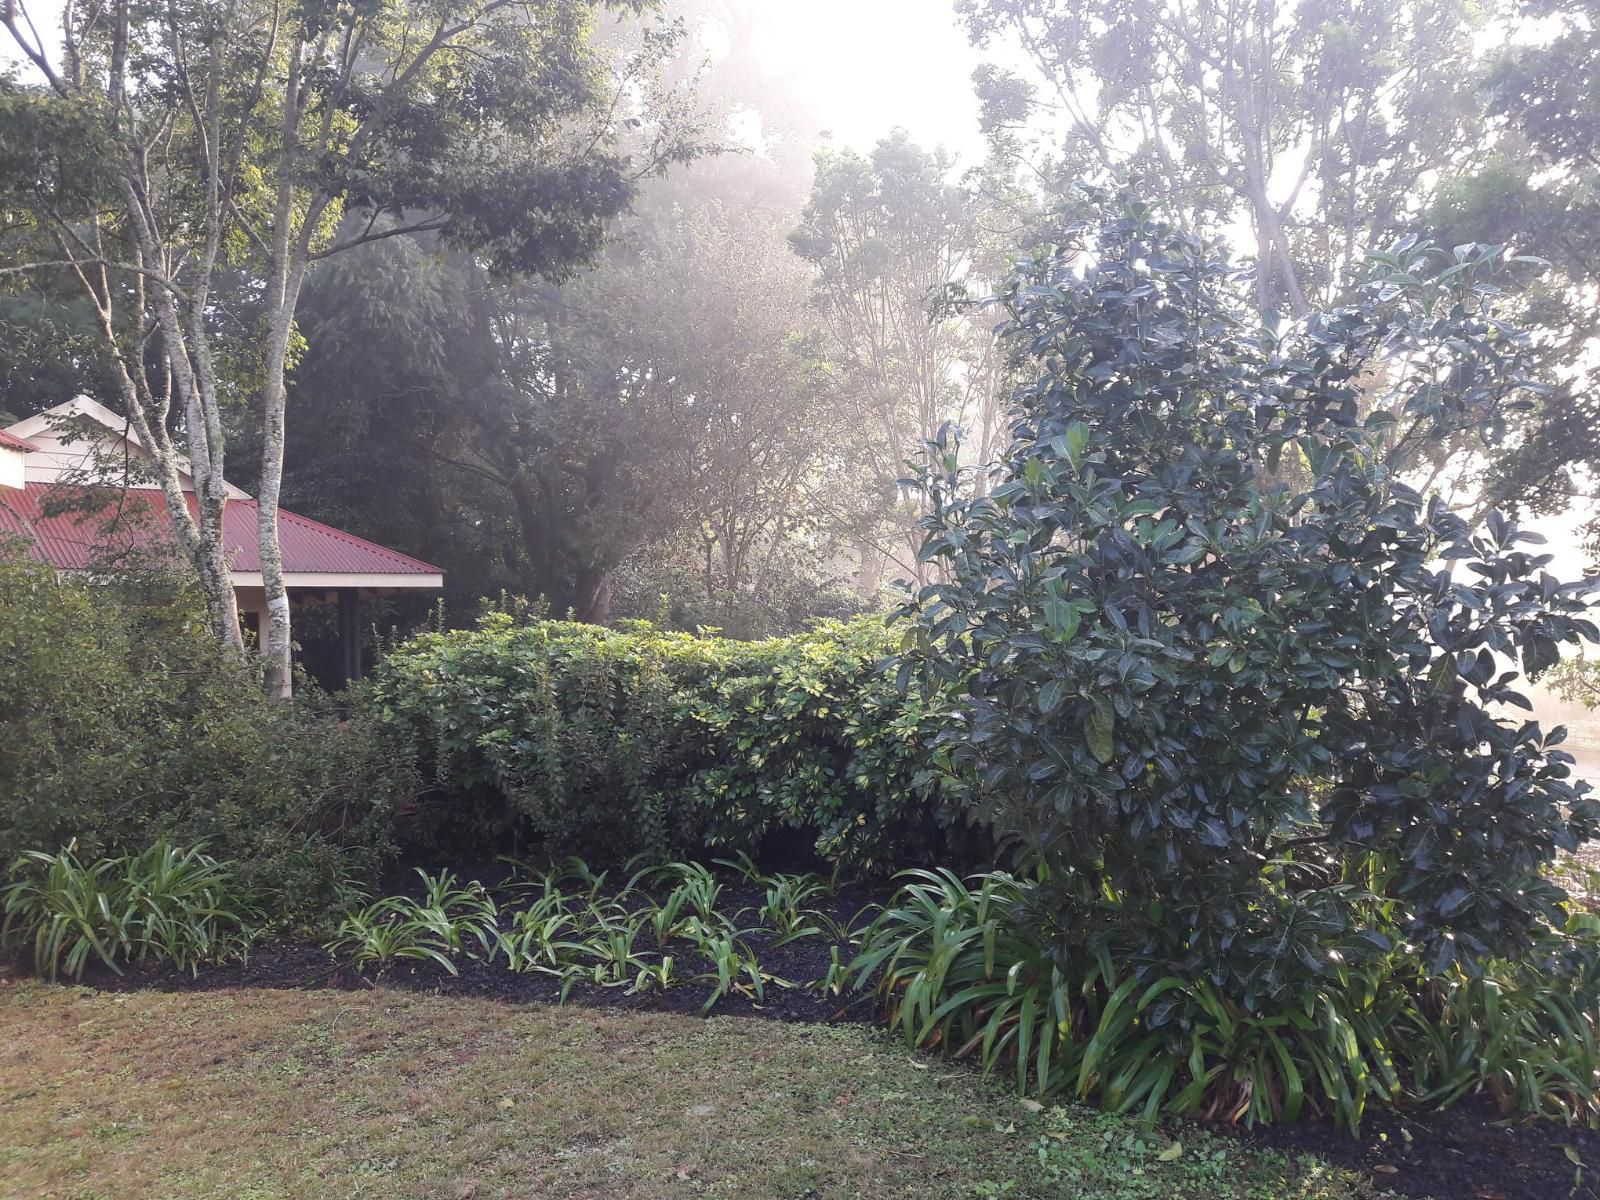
[256,50,312,703]
[113,161,245,652]
[577,570,613,625]
[257,264,309,702]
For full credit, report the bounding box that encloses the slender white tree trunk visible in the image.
[110,167,245,651]
[257,260,309,702]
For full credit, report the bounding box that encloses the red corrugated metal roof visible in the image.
[0,484,442,576]
[0,429,36,451]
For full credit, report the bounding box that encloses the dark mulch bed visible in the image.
[73,870,887,1025]
[18,860,1600,1200]
[1241,1100,1600,1200]
[78,935,879,1023]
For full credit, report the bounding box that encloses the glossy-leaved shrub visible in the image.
[903,199,1600,1008]
[367,615,981,870]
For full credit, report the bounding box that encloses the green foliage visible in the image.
[981,1104,1372,1200]
[683,919,770,1013]
[739,871,841,946]
[282,172,855,632]
[853,869,1600,1130]
[609,542,875,642]
[957,0,1489,317]
[1458,5,1600,548]
[905,201,1600,1010]
[790,131,1009,580]
[321,855,851,1012]
[1,842,259,981]
[0,553,414,917]
[1399,922,1600,1124]
[369,614,980,870]
[325,870,500,976]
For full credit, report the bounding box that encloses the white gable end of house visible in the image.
[4,396,250,499]
[0,442,24,490]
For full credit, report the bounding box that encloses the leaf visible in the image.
[1157,1142,1183,1162]
[1064,421,1089,466]
[1086,704,1115,764]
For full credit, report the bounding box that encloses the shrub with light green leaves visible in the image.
[367,615,981,870]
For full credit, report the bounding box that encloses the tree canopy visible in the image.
[1,0,699,693]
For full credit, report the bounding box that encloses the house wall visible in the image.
[0,446,22,490]
[3,397,247,498]
[233,585,270,647]
[13,419,190,489]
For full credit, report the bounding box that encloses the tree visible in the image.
[268,235,511,609]
[958,0,1490,316]
[0,261,114,418]
[282,191,846,628]
[636,202,840,619]
[906,198,1599,1003]
[1432,0,1600,549]
[277,3,864,632]
[1,0,697,696]
[791,131,1008,591]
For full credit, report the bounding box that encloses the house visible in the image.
[0,428,31,490]
[0,397,443,683]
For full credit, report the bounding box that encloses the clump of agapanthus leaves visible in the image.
[901,197,1600,1011]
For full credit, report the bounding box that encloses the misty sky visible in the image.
[739,0,986,161]
[3,0,992,161]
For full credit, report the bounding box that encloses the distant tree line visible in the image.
[2,0,1596,656]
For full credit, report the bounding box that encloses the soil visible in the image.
[1241,1099,1600,1200]
[23,862,1600,1200]
[76,871,888,1026]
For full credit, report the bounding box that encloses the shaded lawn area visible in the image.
[0,979,1389,1200]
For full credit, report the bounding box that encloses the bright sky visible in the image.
[2,1,1570,168]
[736,0,986,161]
[4,0,990,155]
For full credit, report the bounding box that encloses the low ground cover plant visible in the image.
[318,854,860,1010]
[326,869,500,975]
[0,841,260,980]
[368,613,984,871]
[854,868,1600,1130]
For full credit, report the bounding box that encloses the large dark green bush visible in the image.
[905,201,1600,1008]
[0,552,412,917]
[367,615,979,870]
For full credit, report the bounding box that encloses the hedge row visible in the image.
[368,615,983,870]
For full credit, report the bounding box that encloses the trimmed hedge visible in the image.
[368,615,981,870]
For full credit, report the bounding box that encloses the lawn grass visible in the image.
[0,979,1393,1200]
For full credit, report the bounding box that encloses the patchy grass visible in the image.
[0,980,1391,1200]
